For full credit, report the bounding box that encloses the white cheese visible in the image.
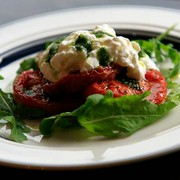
[39,24,159,82]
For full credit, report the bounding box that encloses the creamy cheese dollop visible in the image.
[38,24,159,82]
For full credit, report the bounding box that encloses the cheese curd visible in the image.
[39,24,159,82]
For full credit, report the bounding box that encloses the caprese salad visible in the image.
[0,24,180,142]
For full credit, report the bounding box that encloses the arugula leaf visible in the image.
[39,94,104,136]
[16,57,39,74]
[39,115,57,136]
[39,85,180,138]
[136,25,180,80]
[2,116,28,142]
[0,89,31,142]
[39,112,78,136]
[0,89,15,116]
[76,91,178,137]
[0,75,4,80]
[138,39,180,80]
[157,24,177,41]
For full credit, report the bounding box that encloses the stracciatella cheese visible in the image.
[39,24,159,82]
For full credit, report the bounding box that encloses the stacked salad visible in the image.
[0,24,180,142]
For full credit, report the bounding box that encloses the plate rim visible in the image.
[0,5,180,170]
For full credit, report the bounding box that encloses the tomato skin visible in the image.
[83,80,142,98]
[13,67,117,115]
[13,68,167,116]
[83,70,167,104]
[43,67,117,95]
[13,70,84,115]
[144,70,167,104]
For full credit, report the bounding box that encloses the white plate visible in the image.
[0,5,180,170]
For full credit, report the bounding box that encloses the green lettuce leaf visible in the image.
[39,83,180,137]
[136,25,180,80]
[0,89,31,142]
[16,57,39,74]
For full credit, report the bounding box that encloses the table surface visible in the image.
[0,0,180,178]
[1,0,180,25]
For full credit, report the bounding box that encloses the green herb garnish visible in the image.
[0,75,4,80]
[45,36,66,62]
[97,47,111,66]
[93,30,114,38]
[75,34,92,55]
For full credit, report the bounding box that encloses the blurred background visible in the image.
[0,0,180,25]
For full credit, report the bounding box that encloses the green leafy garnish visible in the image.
[97,47,111,66]
[75,34,92,55]
[93,30,114,38]
[16,57,39,74]
[0,89,30,142]
[76,90,179,137]
[45,36,66,62]
[0,75,4,80]
[157,24,177,41]
[136,25,180,81]
[39,86,180,137]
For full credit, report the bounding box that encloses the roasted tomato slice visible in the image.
[83,70,167,104]
[13,70,84,115]
[43,66,117,95]
[144,69,167,104]
[13,68,167,117]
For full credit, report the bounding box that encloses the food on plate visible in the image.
[0,24,180,142]
[13,24,167,113]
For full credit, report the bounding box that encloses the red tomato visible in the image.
[43,66,117,95]
[83,70,167,104]
[13,70,84,115]
[13,68,167,116]
[144,70,167,104]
